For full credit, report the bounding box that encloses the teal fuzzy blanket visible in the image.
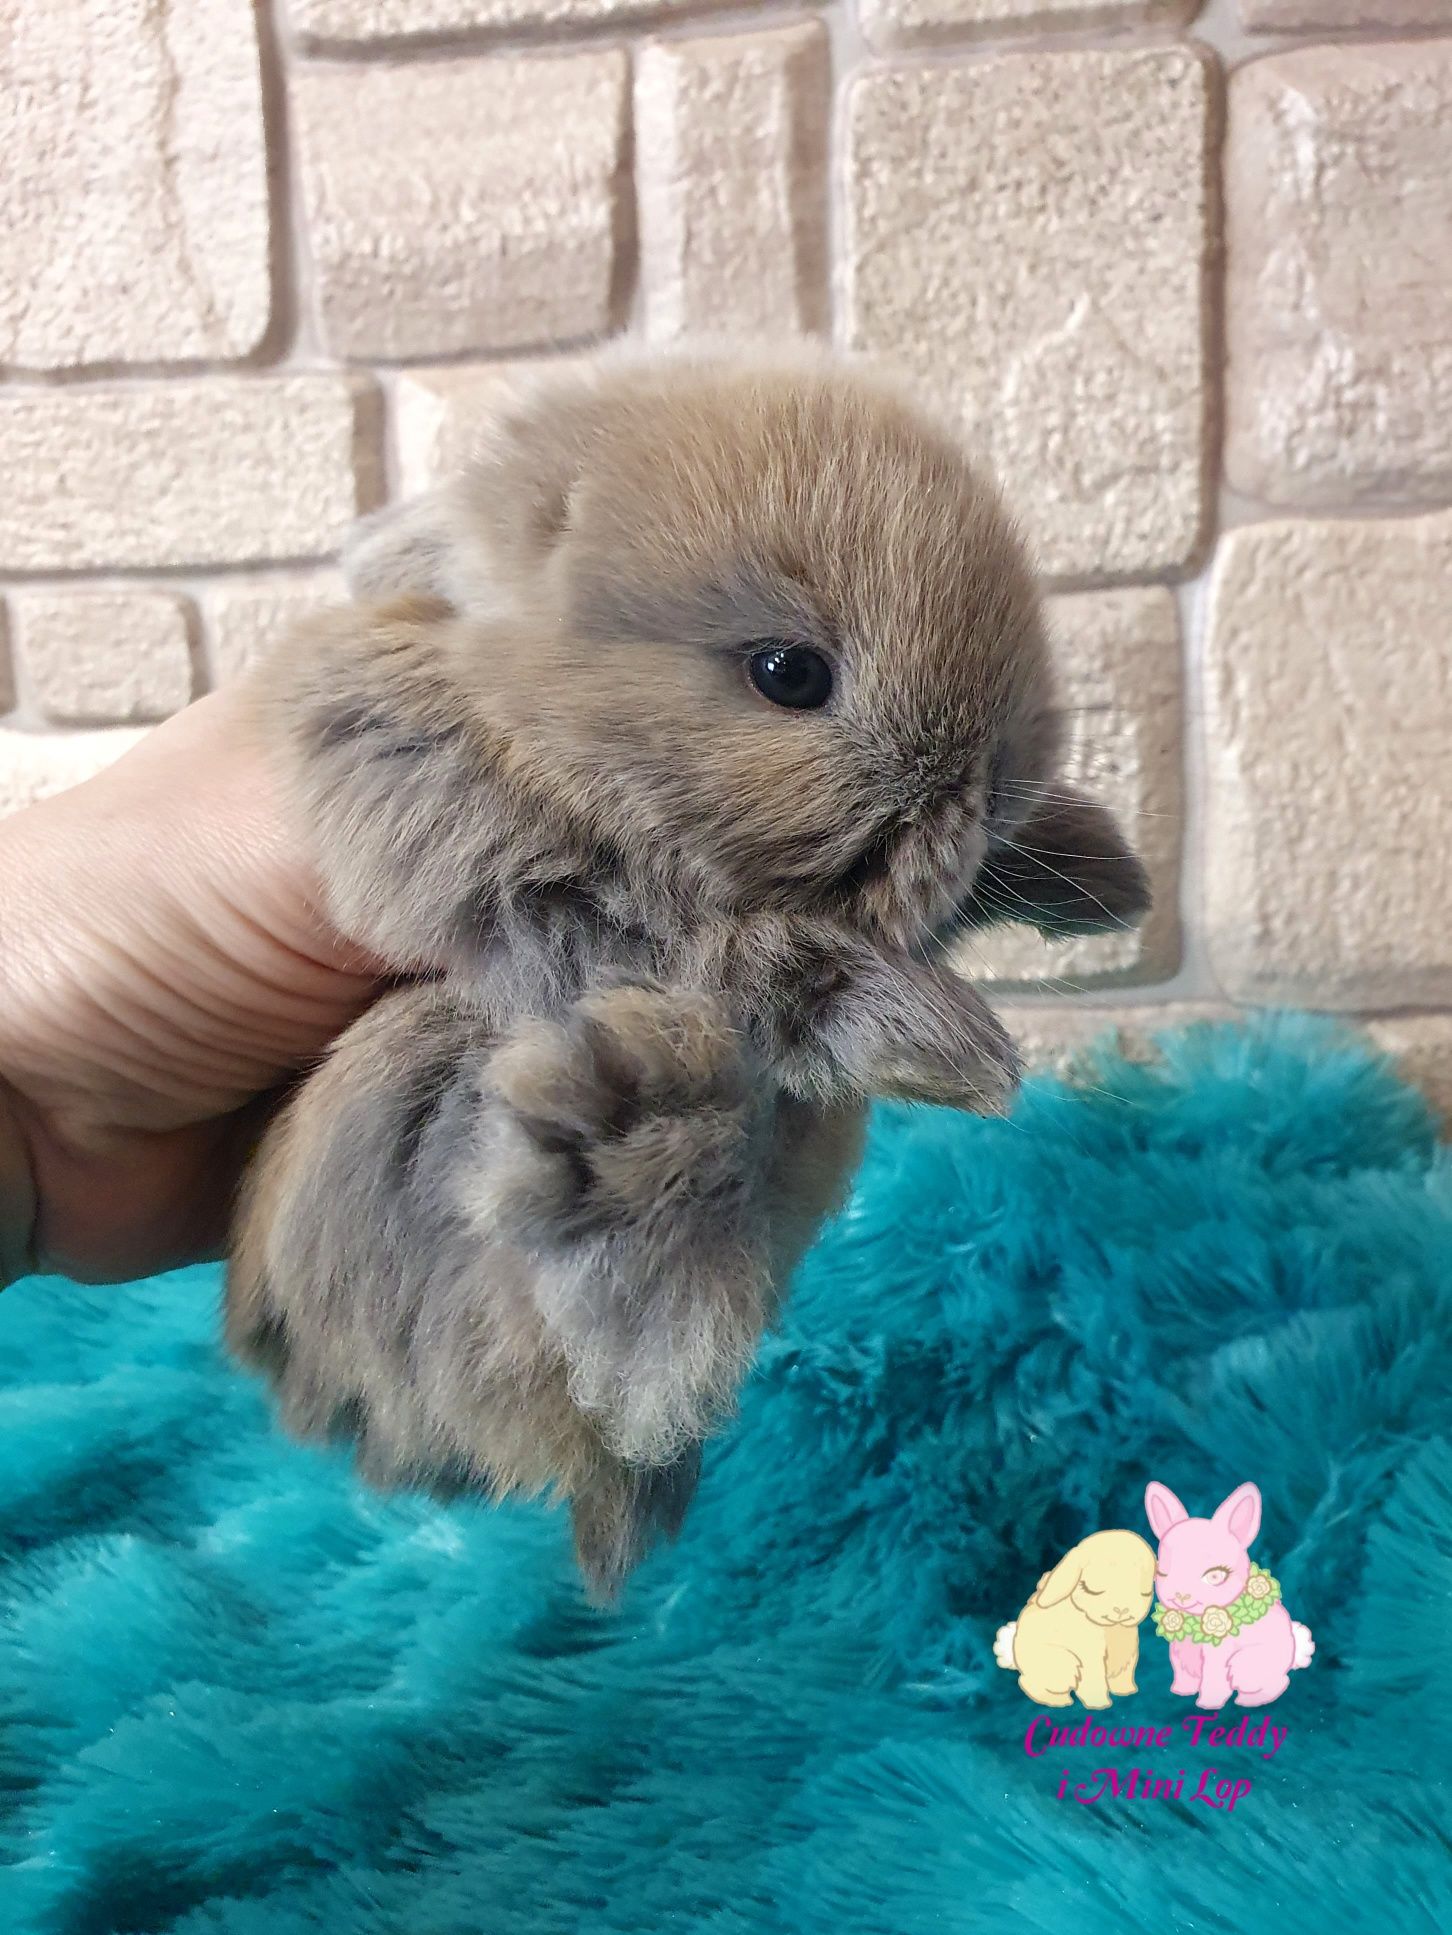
[2,1017,1449,1933]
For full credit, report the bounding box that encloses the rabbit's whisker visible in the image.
[991,837,1125,930]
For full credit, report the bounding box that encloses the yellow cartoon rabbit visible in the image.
[995,1531,1156,1709]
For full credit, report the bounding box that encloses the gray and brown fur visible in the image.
[229,346,1148,1598]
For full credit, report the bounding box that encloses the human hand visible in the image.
[0,688,382,1286]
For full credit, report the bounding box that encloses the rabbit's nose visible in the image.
[1174,1592,1191,1605]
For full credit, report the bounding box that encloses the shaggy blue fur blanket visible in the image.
[1,1016,1449,1934]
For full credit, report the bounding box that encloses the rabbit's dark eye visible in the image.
[747,643,833,711]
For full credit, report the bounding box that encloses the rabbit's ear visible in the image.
[1145,1481,1189,1537]
[955,789,1149,938]
[343,492,462,604]
[1212,1482,1262,1549]
[345,367,602,608]
[1036,1545,1083,1608]
[810,947,1020,1114]
[459,365,601,576]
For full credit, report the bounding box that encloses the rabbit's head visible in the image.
[1145,1481,1261,1613]
[344,347,1146,958]
[1035,1529,1156,1629]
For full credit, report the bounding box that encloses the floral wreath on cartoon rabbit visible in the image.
[1147,1481,1314,1710]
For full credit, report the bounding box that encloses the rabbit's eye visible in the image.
[1203,1566,1231,1584]
[1079,1585,1103,1596]
[747,643,833,711]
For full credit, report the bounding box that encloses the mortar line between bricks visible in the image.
[824,0,856,347]
[284,4,1433,70]
[278,18,1251,74]
[1164,570,1220,1009]
[251,0,304,371]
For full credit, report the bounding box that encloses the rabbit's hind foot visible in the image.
[1232,1674,1290,1708]
[1018,1677,1074,1708]
[570,1443,703,1605]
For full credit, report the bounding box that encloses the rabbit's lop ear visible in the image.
[1212,1482,1262,1548]
[1145,1481,1190,1537]
[1036,1545,1084,1608]
[812,947,1020,1114]
[346,368,601,610]
[459,365,602,576]
[342,491,462,604]
[957,788,1149,939]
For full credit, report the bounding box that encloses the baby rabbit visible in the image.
[229,347,1149,1597]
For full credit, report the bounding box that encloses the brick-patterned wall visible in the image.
[2,0,1449,1110]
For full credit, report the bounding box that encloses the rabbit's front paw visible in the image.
[489,985,760,1244]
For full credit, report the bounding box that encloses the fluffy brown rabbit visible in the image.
[228,346,1148,1597]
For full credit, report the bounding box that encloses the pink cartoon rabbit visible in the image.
[1145,1481,1314,1710]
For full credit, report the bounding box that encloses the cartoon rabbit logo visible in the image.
[1146,1481,1314,1710]
[993,1530,1156,1709]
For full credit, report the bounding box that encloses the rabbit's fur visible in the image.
[229,346,1149,1597]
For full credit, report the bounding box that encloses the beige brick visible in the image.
[961,588,1181,992]
[997,1001,1234,1075]
[393,363,556,496]
[1226,44,1452,509]
[293,54,628,361]
[0,0,269,369]
[0,729,148,820]
[1241,2,1448,26]
[0,377,377,573]
[0,613,12,717]
[860,0,1195,50]
[1204,516,1452,1010]
[1366,1016,1452,1130]
[637,25,829,341]
[292,0,735,40]
[202,572,346,685]
[11,591,194,725]
[845,50,1212,585]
